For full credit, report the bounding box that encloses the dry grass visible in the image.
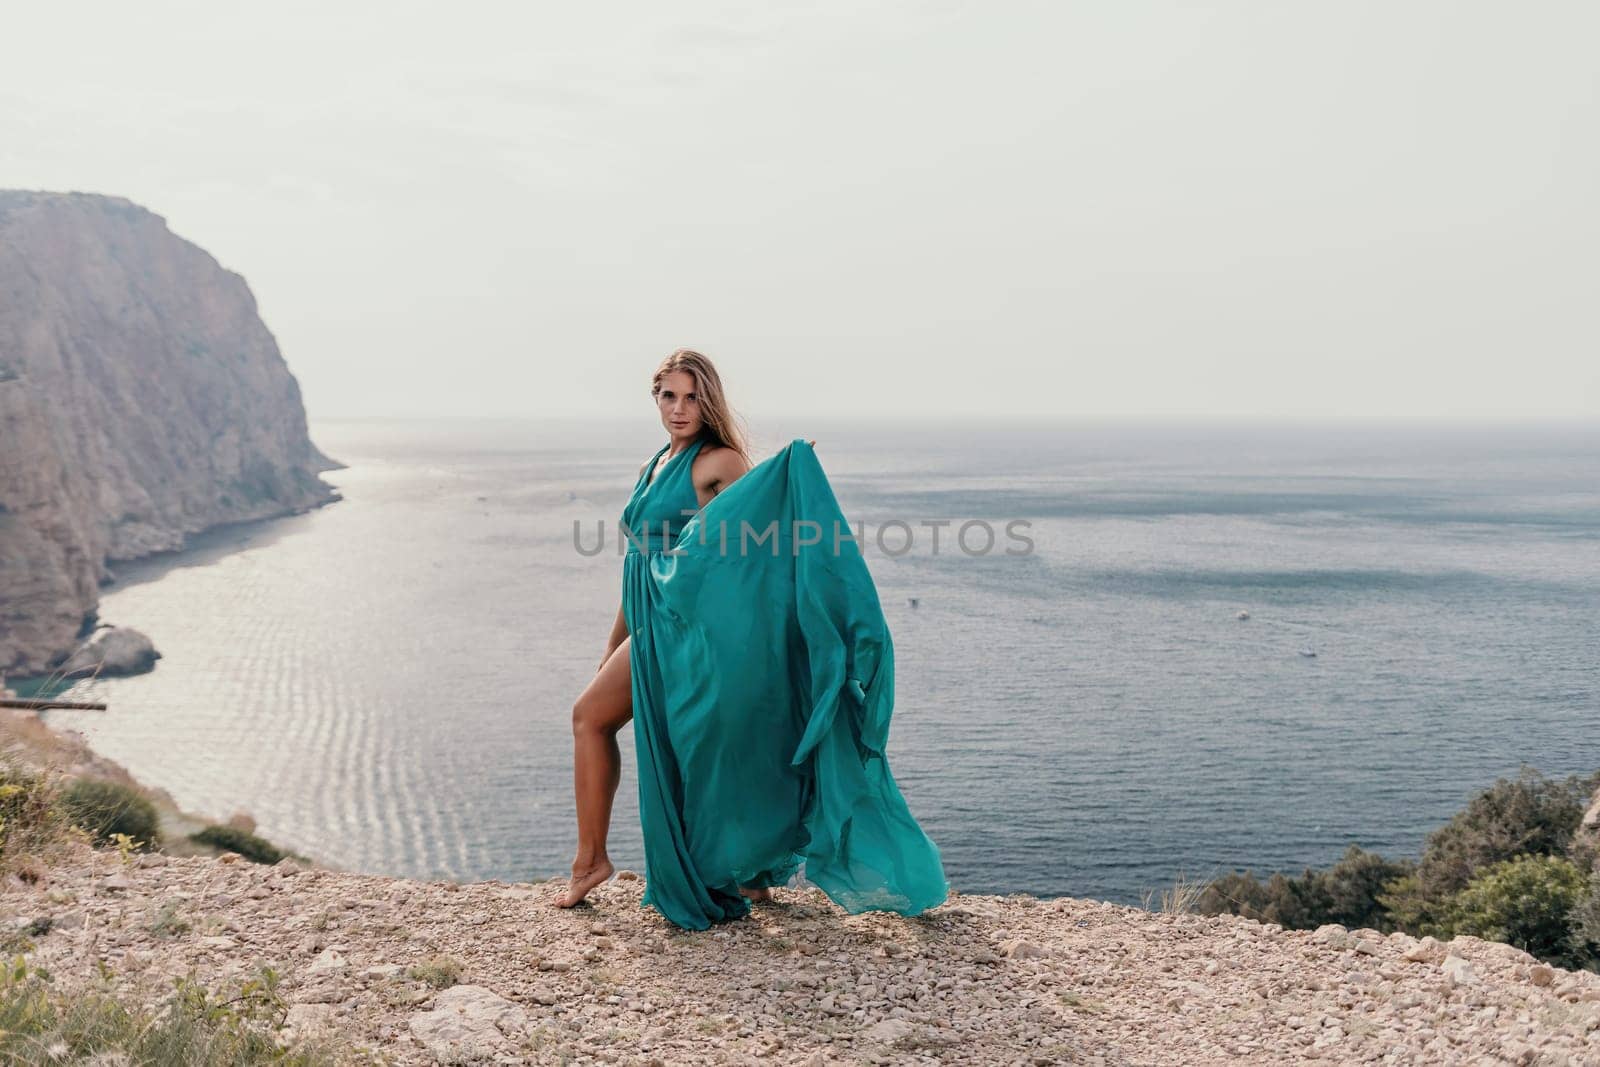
[1141,869,1218,915]
[0,707,273,862]
[407,954,465,990]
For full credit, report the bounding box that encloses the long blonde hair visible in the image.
[651,348,752,465]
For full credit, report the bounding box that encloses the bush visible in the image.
[1438,854,1596,969]
[1572,871,1600,954]
[1370,767,1600,940]
[0,759,73,871]
[0,954,344,1064]
[1195,766,1600,964]
[1374,872,1438,935]
[1197,870,1320,928]
[61,778,162,850]
[1315,845,1415,931]
[189,824,285,864]
[1413,767,1598,901]
[1197,845,1414,932]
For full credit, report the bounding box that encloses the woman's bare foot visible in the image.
[555,857,615,907]
[739,884,773,903]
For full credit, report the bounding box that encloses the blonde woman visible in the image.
[556,348,946,930]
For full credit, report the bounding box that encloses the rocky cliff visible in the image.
[12,848,1600,1064]
[0,190,340,676]
[4,713,1599,1063]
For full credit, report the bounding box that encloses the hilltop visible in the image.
[6,842,1600,1065]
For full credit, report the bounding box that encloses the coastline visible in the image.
[0,499,346,861]
[5,610,1599,1062]
[7,682,1600,1062]
[6,415,1593,908]
[2,490,344,693]
[0,699,323,869]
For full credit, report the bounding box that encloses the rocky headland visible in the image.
[0,709,1594,1066]
[0,190,341,678]
[10,841,1600,1065]
[0,711,1592,1064]
[4,669,1600,1065]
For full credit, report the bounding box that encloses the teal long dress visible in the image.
[619,435,948,931]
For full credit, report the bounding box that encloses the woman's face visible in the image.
[655,369,703,437]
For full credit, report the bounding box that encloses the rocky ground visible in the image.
[6,845,1600,1066]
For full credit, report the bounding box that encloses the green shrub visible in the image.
[1438,854,1596,969]
[1314,845,1415,931]
[1413,767,1598,900]
[0,760,73,869]
[1571,870,1600,954]
[1197,870,1324,928]
[1196,845,1414,932]
[61,778,162,850]
[1375,872,1440,935]
[1196,766,1600,961]
[189,824,285,864]
[0,954,344,1064]
[1370,767,1600,940]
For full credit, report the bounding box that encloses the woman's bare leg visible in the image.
[554,637,633,908]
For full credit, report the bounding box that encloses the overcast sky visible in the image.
[3,2,1596,419]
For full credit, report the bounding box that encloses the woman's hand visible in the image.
[807,439,816,448]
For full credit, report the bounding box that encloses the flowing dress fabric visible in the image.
[621,436,949,931]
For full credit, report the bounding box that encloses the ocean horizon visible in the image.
[31,415,1600,906]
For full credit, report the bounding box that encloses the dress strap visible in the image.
[645,435,706,490]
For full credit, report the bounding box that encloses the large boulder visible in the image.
[57,626,161,677]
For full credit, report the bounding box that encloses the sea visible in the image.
[29,416,1600,906]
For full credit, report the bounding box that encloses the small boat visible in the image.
[908,597,919,609]
[1236,610,1250,620]
[1298,645,1317,658]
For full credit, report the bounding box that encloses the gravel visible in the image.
[8,844,1600,1065]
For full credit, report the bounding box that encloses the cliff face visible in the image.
[0,190,341,676]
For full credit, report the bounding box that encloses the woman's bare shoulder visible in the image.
[698,441,749,467]
[694,442,751,490]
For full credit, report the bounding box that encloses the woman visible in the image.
[556,348,948,930]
